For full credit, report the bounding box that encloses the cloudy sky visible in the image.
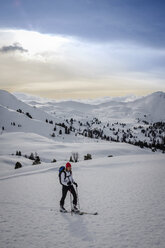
[0,0,165,99]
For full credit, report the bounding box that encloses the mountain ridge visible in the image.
[0,89,165,152]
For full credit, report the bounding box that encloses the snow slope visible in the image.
[0,90,63,128]
[0,90,72,139]
[0,90,165,248]
[0,151,165,248]
[0,105,57,138]
[0,131,153,177]
[126,91,165,122]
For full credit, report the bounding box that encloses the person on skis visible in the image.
[59,162,78,213]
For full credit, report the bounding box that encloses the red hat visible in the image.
[66,162,71,168]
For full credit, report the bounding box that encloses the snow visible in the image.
[0,152,165,248]
[0,89,165,248]
[13,90,165,122]
[0,90,61,128]
[1,90,165,147]
[0,131,152,173]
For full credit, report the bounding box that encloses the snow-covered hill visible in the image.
[126,91,165,122]
[0,90,67,139]
[0,89,61,122]
[0,90,165,152]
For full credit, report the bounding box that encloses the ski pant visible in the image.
[60,185,77,207]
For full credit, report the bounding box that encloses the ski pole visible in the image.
[69,191,73,215]
[76,186,80,210]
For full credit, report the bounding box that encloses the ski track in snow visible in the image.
[0,157,165,248]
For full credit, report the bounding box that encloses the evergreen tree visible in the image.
[33,155,41,165]
[29,153,35,160]
[51,159,57,163]
[15,162,22,169]
[69,156,74,162]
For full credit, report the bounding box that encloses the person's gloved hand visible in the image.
[67,181,71,186]
[73,182,78,187]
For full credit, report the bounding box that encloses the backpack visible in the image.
[59,166,66,185]
[58,166,72,185]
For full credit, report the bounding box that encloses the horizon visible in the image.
[10,89,165,101]
[0,0,165,98]
[1,88,164,104]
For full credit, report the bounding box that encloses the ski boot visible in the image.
[72,205,80,213]
[60,205,67,213]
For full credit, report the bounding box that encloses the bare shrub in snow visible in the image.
[72,152,79,162]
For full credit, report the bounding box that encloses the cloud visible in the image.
[0,42,28,53]
[0,29,164,99]
[0,0,165,49]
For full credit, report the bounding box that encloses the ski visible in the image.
[51,209,98,215]
[72,210,84,215]
[70,210,98,215]
[80,211,98,215]
[59,210,98,215]
[59,210,84,215]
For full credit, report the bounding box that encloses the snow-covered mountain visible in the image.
[0,89,165,152]
[13,92,140,104]
[0,89,60,122]
[13,90,165,122]
[0,90,64,139]
[126,91,165,122]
